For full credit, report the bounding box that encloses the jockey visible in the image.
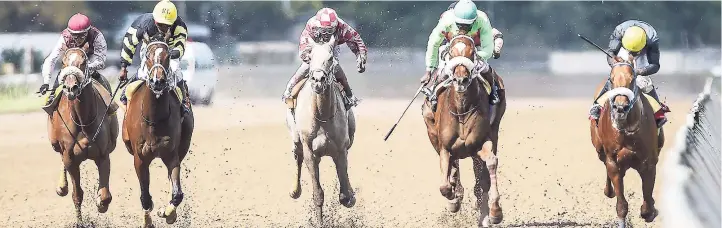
[37,13,110,104]
[443,1,504,59]
[281,7,368,110]
[421,0,500,108]
[589,19,668,127]
[118,0,190,115]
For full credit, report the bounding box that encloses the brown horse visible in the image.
[589,55,661,228]
[421,34,507,227]
[121,41,194,227]
[44,44,119,222]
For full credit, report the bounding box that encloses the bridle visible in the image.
[607,61,641,116]
[61,48,92,97]
[145,41,172,98]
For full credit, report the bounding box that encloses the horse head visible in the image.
[607,53,639,127]
[59,45,90,100]
[445,35,476,93]
[307,35,338,94]
[144,41,172,98]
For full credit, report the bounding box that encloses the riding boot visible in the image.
[480,67,500,105]
[46,76,61,106]
[335,67,358,110]
[589,81,611,121]
[177,80,191,116]
[647,87,668,128]
[425,70,445,112]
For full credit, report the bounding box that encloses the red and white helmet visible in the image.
[314,8,339,29]
[67,13,91,34]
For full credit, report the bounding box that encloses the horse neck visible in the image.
[451,79,481,113]
[312,84,337,120]
[62,85,98,129]
[139,84,172,123]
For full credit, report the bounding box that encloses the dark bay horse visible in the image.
[45,44,119,222]
[121,41,194,227]
[421,34,507,227]
[589,55,661,228]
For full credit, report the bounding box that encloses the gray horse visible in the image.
[285,35,357,226]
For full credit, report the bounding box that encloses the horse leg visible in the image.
[289,141,303,199]
[447,159,463,213]
[95,156,112,213]
[304,146,324,226]
[438,148,454,200]
[333,150,355,208]
[473,157,491,227]
[605,156,628,228]
[134,156,154,228]
[67,162,84,223]
[604,175,615,198]
[157,155,182,224]
[639,167,658,222]
[477,140,503,224]
[56,164,68,196]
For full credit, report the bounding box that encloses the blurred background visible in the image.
[0,1,719,111]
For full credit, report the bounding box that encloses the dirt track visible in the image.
[0,97,692,228]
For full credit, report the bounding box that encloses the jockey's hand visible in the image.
[493,52,500,59]
[170,50,181,59]
[420,69,434,85]
[356,53,367,73]
[36,84,49,95]
[119,67,128,82]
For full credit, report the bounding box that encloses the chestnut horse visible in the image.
[121,41,194,227]
[590,55,662,228]
[45,44,119,222]
[421,34,507,227]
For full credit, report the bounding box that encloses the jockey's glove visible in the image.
[357,53,367,73]
[170,50,181,59]
[37,84,49,95]
[421,68,434,85]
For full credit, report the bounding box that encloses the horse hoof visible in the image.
[616,218,626,228]
[56,186,68,197]
[157,205,178,224]
[489,215,503,225]
[446,198,461,213]
[143,210,154,228]
[604,189,615,198]
[440,186,454,200]
[340,194,356,208]
[641,208,658,223]
[479,215,491,228]
[97,200,109,213]
[289,187,302,199]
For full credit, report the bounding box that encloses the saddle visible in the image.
[284,77,345,110]
[41,79,118,117]
[595,90,670,119]
[122,80,184,108]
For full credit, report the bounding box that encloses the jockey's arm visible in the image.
[637,42,660,76]
[169,21,188,60]
[338,19,368,57]
[297,20,314,63]
[474,15,494,62]
[120,16,146,68]
[41,37,64,85]
[87,31,107,73]
[424,21,448,71]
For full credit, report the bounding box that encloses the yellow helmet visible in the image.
[621,26,647,52]
[153,0,178,25]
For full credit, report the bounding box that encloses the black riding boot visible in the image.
[589,81,611,120]
[178,80,190,115]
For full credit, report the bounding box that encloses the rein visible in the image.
[139,41,173,126]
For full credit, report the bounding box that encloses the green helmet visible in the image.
[453,0,478,25]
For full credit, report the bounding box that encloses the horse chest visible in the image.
[140,136,173,156]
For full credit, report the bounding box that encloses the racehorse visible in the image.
[44,43,119,222]
[421,34,507,227]
[589,54,662,228]
[285,35,356,226]
[121,41,194,227]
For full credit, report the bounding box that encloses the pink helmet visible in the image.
[314,8,339,29]
[67,13,91,33]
